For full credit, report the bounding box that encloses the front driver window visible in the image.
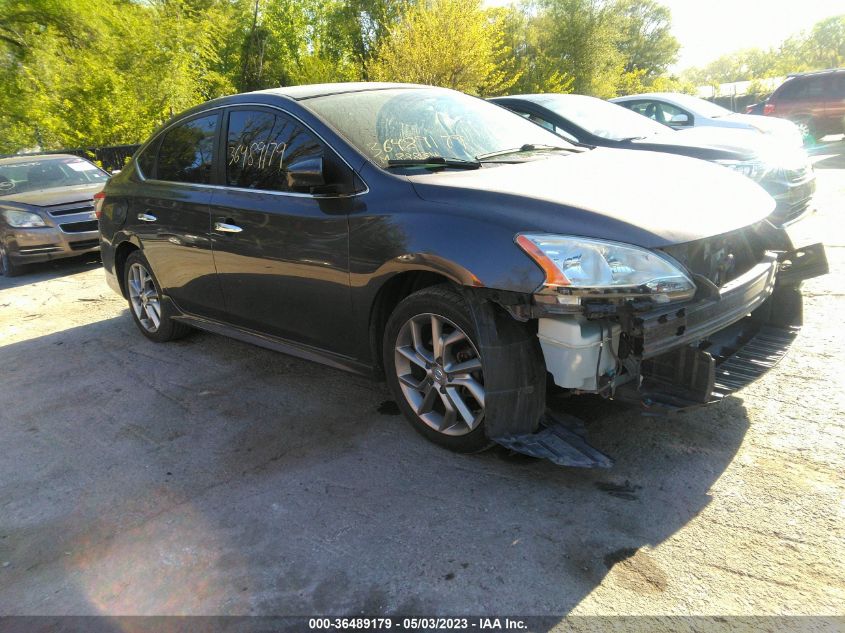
[226,109,323,193]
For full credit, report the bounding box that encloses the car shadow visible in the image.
[0,314,750,620]
[0,252,102,289]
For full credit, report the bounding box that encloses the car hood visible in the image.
[630,129,755,161]
[0,183,104,207]
[722,113,803,145]
[409,147,775,248]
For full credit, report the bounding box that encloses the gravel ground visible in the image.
[0,139,843,619]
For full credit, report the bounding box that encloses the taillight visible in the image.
[764,103,775,115]
[93,191,106,219]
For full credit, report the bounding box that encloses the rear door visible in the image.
[209,106,360,356]
[131,112,226,319]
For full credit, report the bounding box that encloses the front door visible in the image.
[209,107,360,357]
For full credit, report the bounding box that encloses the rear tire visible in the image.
[123,250,191,342]
[791,116,817,144]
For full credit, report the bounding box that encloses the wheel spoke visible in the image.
[145,303,161,329]
[430,315,443,360]
[409,319,434,364]
[446,357,482,374]
[445,386,476,427]
[450,376,485,407]
[438,391,458,431]
[397,345,428,370]
[416,383,437,415]
[399,373,427,390]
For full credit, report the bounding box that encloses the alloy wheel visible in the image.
[0,241,8,276]
[394,313,485,436]
[128,262,161,332]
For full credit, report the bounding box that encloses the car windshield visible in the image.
[530,94,668,140]
[304,87,577,168]
[664,94,732,118]
[0,156,108,196]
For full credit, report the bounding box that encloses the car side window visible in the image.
[136,137,160,179]
[226,109,323,192]
[650,102,691,126]
[779,76,827,100]
[156,115,218,184]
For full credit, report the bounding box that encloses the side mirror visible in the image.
[109,169,121,176]
[286,156,325,191]
[670,113,691,125]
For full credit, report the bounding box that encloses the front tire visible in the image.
[124,251,191,342]
[0,240,21,277]
[384,284,491,453]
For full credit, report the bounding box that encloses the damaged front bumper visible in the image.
[480,239,827,469]
[541,243,828,413]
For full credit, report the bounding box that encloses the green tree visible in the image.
[803,15,845,69]
[368,0,518,96]
[613,0,680,77]
[534,0,624,98]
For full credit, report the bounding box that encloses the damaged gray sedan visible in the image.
[98,83,828,467]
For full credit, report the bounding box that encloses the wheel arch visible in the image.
[113,238,141,298]
[367,269,458,376]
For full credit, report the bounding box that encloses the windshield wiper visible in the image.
[386,156,481,170]
[476,143,575,160]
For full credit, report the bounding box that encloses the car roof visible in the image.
[612,92,681,101]
[249,82,429,101]
[0,153,87,166]
[496,93,600,104]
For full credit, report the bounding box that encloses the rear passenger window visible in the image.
[136,137,159,178]
[778,77,827,100]
[157,115,218,184]
[226,109,323,192]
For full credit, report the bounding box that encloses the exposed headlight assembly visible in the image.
[715,159,772,182]
[516,234,696,303]
[2,210,47,228]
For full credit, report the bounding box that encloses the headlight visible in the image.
[516,234,696,302]
[2,210,47,228]
[715,159,772,181]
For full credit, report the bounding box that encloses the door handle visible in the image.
[137,213,157,222]
[214,221,243,234]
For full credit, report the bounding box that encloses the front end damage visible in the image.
[484,222,828,468]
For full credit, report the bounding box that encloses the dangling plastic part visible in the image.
[493,410,613,468]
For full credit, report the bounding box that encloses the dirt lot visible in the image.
[1,140,843,619]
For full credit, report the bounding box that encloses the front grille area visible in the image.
[45,200,95,217]
[60,220,98,233]
[660,224,765,288]
[69,239,100,251]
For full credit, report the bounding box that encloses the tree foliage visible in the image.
[0,0,840,154]
[682,14,845,85]
[368,0,518,95]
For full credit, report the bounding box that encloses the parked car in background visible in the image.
[98,83,826,466]
[0,154,109,276]
[612,92,805,148]
[762,68,845,140]
[491,93,816,226]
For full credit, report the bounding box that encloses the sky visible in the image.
[483,0,844,71]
